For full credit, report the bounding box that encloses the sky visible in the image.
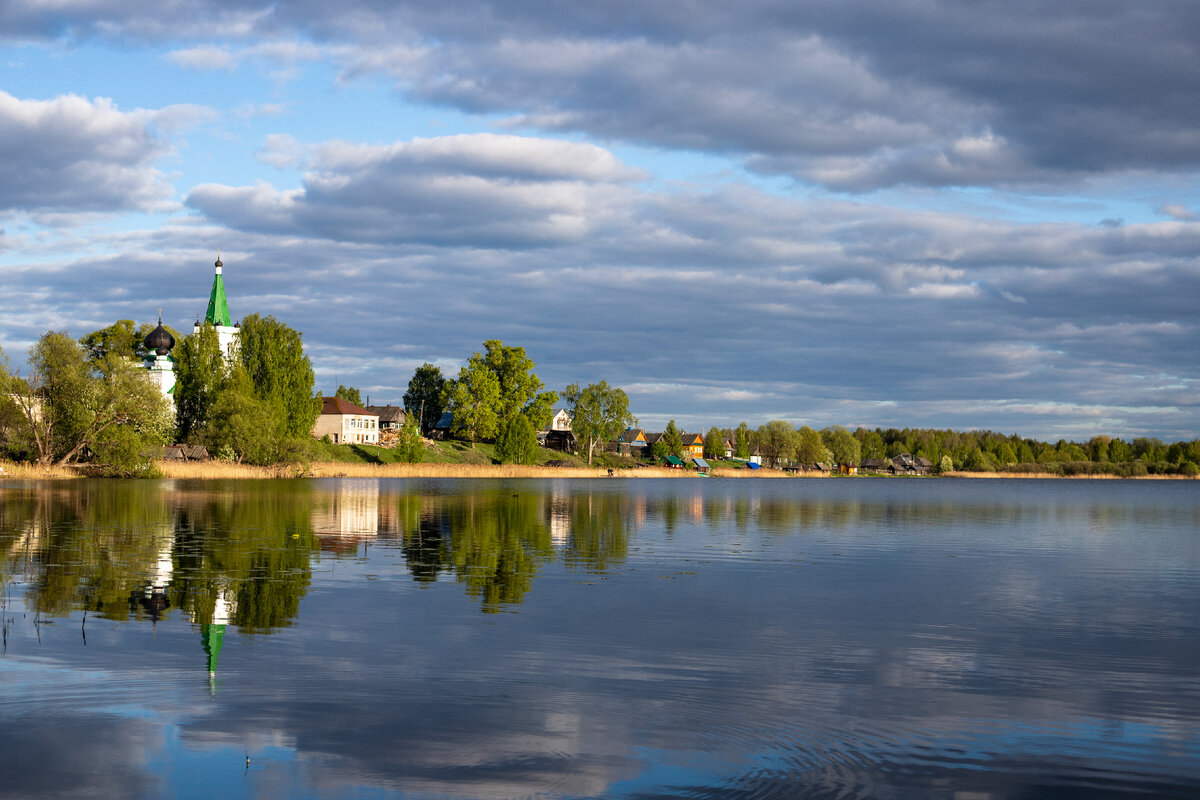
[0,0,1197,441]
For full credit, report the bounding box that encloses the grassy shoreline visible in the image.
[1,460,1194,480]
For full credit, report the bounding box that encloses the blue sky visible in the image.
[1,1,1198,440]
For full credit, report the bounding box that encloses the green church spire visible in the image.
[204,255,233,327]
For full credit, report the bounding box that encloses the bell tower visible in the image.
[195,253,240,359]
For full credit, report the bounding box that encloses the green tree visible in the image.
[237,314,319,439]
[444,355,502,445]
[335,384,363,406]
[173,324,228,442]
[704,426,724,460]
[564,381,635,465]
[495,414,540,465]
[480,340,558,427]
[203,366,283,465]
[795,425,831,466]
[663,420,684,459]
[403,363,447,434]
[938,454,954,474]
[821,426,861,467]
[963,447,993,472]
[393,417,425,463]
[79,319,184,364]
[5,331,171,468]
[734,422,752,459]
[756,420,797,468]
[651,439,670,461]
[856,428,887,460]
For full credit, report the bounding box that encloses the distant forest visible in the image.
[835,426,1198,476]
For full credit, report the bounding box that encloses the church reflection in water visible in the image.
[0,480,644,657]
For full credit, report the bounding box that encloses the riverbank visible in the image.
[2,459,1194,480]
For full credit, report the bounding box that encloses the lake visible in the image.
[1,476,1198,799]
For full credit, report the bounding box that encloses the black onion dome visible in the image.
[144,322,175,356]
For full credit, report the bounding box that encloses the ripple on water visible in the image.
[681,717,1200,799]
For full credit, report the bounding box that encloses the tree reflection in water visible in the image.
[1,480,642,624]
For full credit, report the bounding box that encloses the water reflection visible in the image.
[1,478,1199,799]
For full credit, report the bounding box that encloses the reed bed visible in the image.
[0,461,82,479]
[948,470,1193,480]
[155,461,775,479]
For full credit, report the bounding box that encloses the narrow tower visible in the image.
[143,314,177,403]
[195,254,239,358]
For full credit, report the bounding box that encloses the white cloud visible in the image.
[0,91,174,212]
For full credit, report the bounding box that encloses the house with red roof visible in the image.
[312,397,380,444]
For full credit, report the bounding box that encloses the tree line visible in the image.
[1,317,320,473]
[684,421,1200,476]
[3,321,1197,476]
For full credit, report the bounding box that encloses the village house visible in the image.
[547,408,572,431]
[313,397,380,444]
[681,432,704,459]
[538,407,577,452]
[615,428,648,457]
[366,405,406,431]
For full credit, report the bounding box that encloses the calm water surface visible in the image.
[1,477,1198,799]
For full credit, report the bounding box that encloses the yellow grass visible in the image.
[947,470,1194,480]
[7,459,1190,481]
[153,461,821,479]
[0,460,81,479]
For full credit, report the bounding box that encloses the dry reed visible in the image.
[0,461,81,479]
[154,461,791,480]
[947,470,1193,480]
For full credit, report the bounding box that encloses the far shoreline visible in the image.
[1,461,1195,481]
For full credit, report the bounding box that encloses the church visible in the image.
[142,255,240,403]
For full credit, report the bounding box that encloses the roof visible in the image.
[680,432,704,445]
[692,457,709,469]
[434,411,454,429]
[618,428,646,444]
[204,258,233,327]
[665,455,685,466]
[321,396,374,416]
[366,405,406,423]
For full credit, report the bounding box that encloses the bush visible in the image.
[495,415,539,465]
[394,419,424,464]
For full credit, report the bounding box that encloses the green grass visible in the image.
[306,437,598,467]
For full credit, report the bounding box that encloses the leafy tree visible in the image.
[480,340,558,427]
[663,420,684,458]
[495,414,540,465]
[795,425,831,466]
[203,366,283,465]
[237,314,319,439]
[444,355,502,445]
[393,418,425,463]
[756,420,797,468]
[404,363,447,434]
[963,447,992,471]
[651,439,670,461]
[938,454,954,474]
[174,324,228,441]
[855,428,887,460]
[521,390,560,432]
[704,426,725,460]
[821,426,861,467]
[734,422,752,459]
[79,319,182,364]
[335,385,363,406]
[4,331,171,468]
[564,381,635,465]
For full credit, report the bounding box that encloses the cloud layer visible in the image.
[0,1,1198,439]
